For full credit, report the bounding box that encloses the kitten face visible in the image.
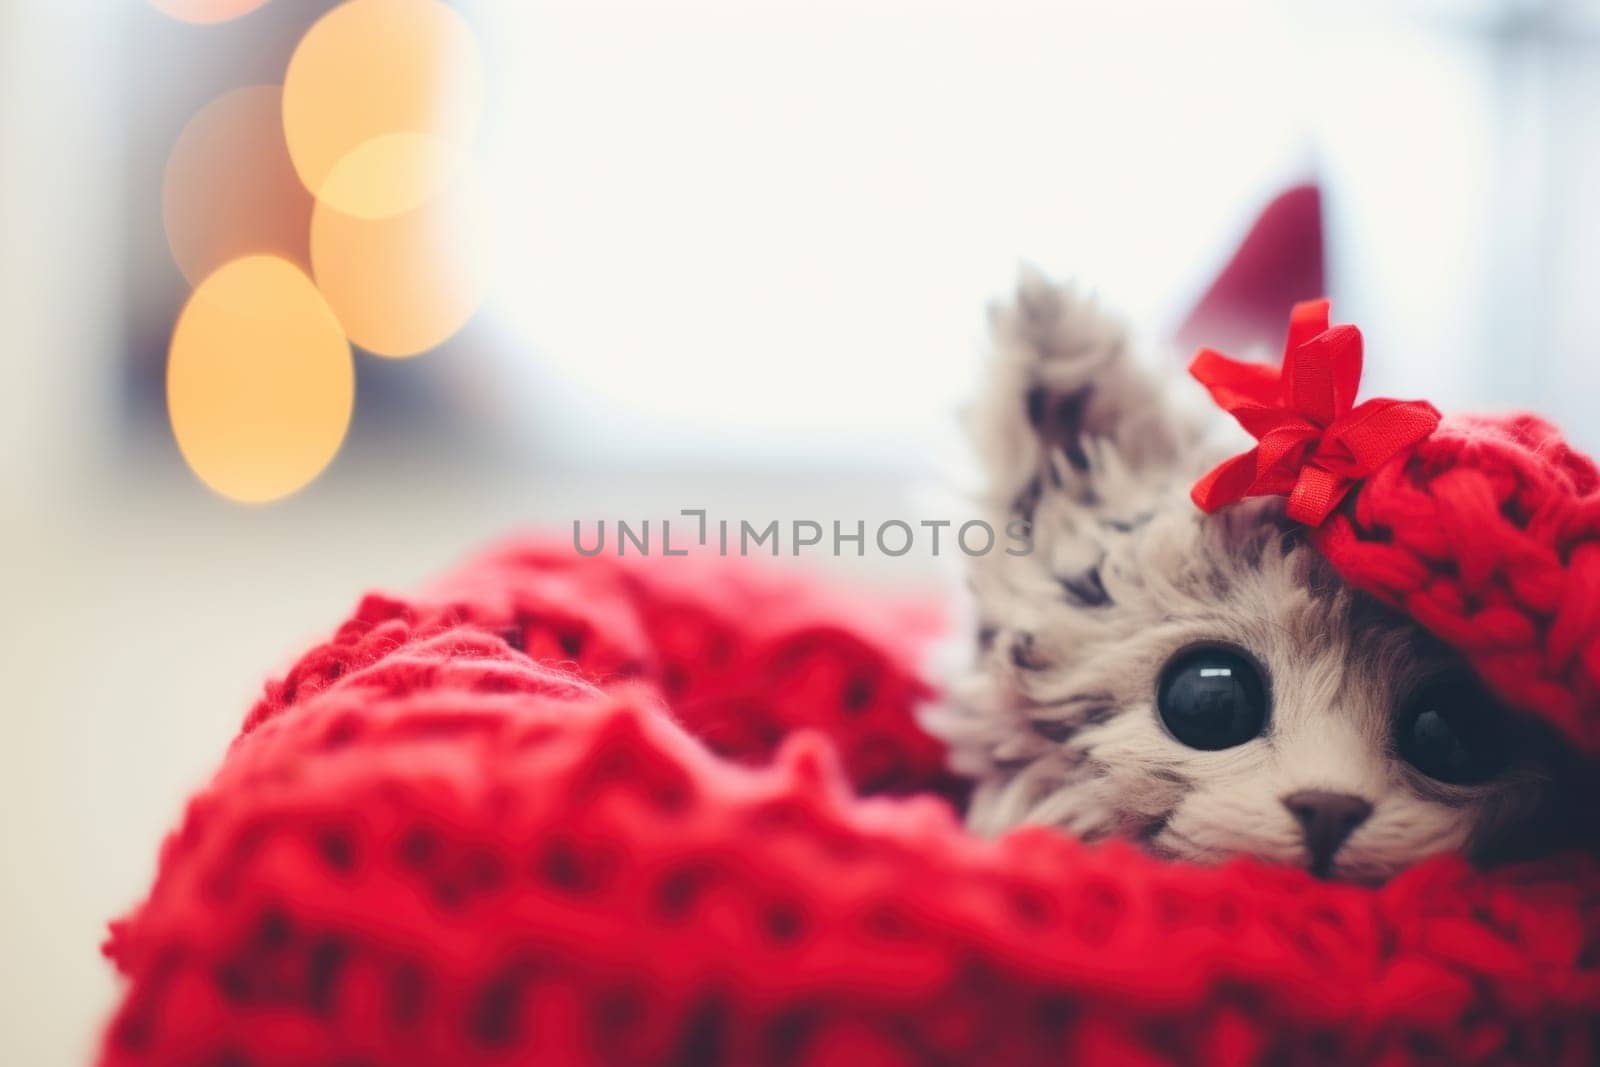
[931,273,1574,880]
[940,493,1560,881]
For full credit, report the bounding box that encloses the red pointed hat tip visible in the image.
[1188,299,1442,526]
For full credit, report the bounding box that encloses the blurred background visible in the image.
[4,0,1600,1062]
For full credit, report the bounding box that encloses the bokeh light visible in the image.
[163,85,313,286]
[168,256,353,502]
[161,0,492,502]
[149,0,272,23]
[311,167,489,358]
[282,0,485,219]
[316,131,463,222]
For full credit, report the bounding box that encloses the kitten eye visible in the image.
[1396,677,1512,785]
[1156,647,1268,750]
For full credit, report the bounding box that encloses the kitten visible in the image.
[929,271,1587,881]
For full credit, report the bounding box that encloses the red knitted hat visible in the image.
[1190,300,1600,757]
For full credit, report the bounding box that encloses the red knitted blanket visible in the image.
[100,542,1600,1066]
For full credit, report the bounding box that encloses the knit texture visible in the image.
[1188,299,1600,757]
[100,543,1600,1066]
[1314,414,1600,757]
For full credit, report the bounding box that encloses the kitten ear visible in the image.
[969,268,1189,522]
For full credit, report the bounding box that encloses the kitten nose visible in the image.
[1281,790,1372,877]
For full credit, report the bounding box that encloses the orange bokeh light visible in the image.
[311,166,489,358]
[163,85,313,286]
[149,0,272,23]
[168,256,354,502]
[316,131,463,222]
[282,0,485,219]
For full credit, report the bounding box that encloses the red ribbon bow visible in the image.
[1189,299,1441,526]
